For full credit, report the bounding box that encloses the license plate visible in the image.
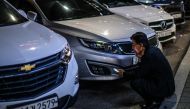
[12,97,58,109]
[172,14,182,19]
[157,31,172,37]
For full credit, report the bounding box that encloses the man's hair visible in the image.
[130,32,150,49]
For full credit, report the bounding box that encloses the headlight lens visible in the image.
[61,43,72,64]
[79,39,133,55]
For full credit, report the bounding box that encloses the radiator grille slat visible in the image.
[149,19,173,31]
[0,52,67,101]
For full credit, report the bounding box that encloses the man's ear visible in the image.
[140,43,145,51]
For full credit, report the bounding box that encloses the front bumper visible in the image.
[156,23,176,43]
[0,55,79,109]
[74,48,136,80]
[74,42,162,81]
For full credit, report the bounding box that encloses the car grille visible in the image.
[117,42,133,54]
[117,36,158,54]
[149,19,173,31]
[0,52,67,101]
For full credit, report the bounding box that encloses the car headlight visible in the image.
[61,43,72,64]
[79,38,133,55]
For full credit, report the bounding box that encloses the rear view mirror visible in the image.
[27,11,37,21]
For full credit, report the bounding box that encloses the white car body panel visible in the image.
[109,5,173,23]
[55,15,155,42]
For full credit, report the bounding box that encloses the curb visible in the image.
[160,44,190,109]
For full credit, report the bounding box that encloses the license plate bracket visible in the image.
[7,94,58,109]
[157,31,172,37]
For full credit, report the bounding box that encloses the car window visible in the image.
[7,0,43,23]
[36,0,113,21]
[137,0,175,4]
[97,0,140,8]
[0,1,27,26]
[137,0,154,4]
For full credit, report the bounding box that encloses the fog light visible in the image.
[88,64,111,75]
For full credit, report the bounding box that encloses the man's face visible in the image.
[132,40,144,57]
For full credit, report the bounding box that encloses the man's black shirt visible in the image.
[126,46,175,98]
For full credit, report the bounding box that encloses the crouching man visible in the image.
[123,32,175,109]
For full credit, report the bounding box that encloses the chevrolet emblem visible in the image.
[20,64,36,71]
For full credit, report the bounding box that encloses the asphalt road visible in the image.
[70,21,190,109]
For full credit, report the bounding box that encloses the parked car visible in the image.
[184,0,190,18]
[8,0,162,81]
[96,0,176,43]
[0,0,79,109]
[136,0,185,25]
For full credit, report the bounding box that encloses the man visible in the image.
[124,32,175,109]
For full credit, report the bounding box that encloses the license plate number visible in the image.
[173,14,182,19]
[13,97,58,109]
[157,31,172,37]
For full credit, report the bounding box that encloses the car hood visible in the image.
[55,15,154,41]
[0,21,66,66]
[109,5,173,23]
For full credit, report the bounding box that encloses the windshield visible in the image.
[0,1,27,26]
[137,0,173,4]
[97,0,140,8]
[36,0,113,21]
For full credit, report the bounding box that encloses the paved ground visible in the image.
[164,22,190,74]
[174,41,190,109]
[70,21,190,109]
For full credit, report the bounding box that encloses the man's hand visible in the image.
[116,69,125,77]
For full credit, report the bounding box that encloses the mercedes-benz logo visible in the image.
[160,21,167,30]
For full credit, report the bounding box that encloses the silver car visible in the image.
[0,1,79,109]
[8,0,162,80]
[95,0,176,43]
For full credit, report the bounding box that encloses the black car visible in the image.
[136,0,185,25]
[184,0,190,18]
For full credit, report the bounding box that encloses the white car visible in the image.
[96,0,176,43]
[0,1,79,109]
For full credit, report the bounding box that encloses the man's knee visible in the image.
[130,80,145,95]
[130,80,148,99]
[130,79,143,90]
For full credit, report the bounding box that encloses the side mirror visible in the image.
[18,9,27,18]
[27,11,37,21]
